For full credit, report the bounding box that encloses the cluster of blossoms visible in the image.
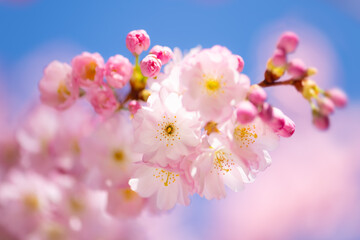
[0,30,347,239]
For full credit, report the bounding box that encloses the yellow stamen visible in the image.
[84,61,97,80]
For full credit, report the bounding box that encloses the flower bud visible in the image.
[234,55,244,72]
[149,45,174,65]
[140,54,162,78]
[312,111,330,130]
[128,100,141,115]
[272,48,287,67]
[325,88,347,108]
[278,115,295,137]
[317,97,335,115]
[268,107,285,131]
[88,85,118,116]
[126,30,150,56]
[71,52,105,87]
[287,58,306,79]
[277,31,299,53]
[248,85,267,106]
[259,103,273,122]
[236,101,257,124]
[105,55,133,89]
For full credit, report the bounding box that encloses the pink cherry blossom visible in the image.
[271,48,287,67]
[106,186,146,218]
[16,105,60,174]
[140,54,162,78]
[71,52,105,87]
[150,45,174,65]
[248,84,267,106]
[191,133,250,200]
[234,54,244,72]
[317,97,335,115]
[87,85,119,117]
[258,102,273,122]
[133,89,201,168]
[325,88,348,108]
[129,164,191,210]
[81,113,140,187]
[313,112,330,130]
[0,171,61,239]
[236,101,257,124]
[277,114,295,138]
[39,60,79,110]
[287,58,307,79]
[126,29,150,56]
[268,107,286,131]
[105,54,133,89]
[277,31,299,53]
[180,46,250,122]
[223,117,279,177]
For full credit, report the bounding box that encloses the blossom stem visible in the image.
[257,78,304,93]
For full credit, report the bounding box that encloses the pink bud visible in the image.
[140,54,162,78]
[313,112,330,130]
[317,97,335,115]
[278,115,295,137]
[277,31,299,53]
[325,88,347,108]
[105,55,133,89]
[248,85,267,106]
[88,85,119,117]
[71,52,105,87]
[149,45,174,65]
[128,100,141,115]
[234,55,244,72]
[236,101,258,124]
[272,48,287,67]
[126,30,150,56]
[287,58,306,79]
[259,103,273,122]
[268,107,285,131]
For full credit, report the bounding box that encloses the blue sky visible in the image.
[0,0,359,101]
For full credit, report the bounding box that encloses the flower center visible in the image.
[165,125,174,135]
[121,188,139,202]
[206,79,220,91]
[233,124,258,148]
[23,194,39,211]
[69,197,84,214]
[57,81,71,103]
[113,150,125,163]
[155,115,180,147]
[212,150,235,175]
[153,169,179,187]
[201,75,225,96]
[84,61,97,80]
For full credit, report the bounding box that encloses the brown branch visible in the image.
[257,78,304,92]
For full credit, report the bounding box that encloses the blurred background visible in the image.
[0,0,359,239]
